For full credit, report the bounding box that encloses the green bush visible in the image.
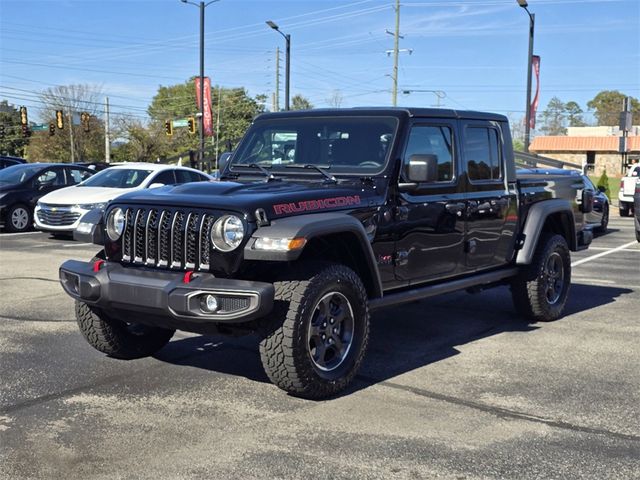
[596,169,611,198]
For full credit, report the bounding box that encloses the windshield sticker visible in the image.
[273,195,361,215]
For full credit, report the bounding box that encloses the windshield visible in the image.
[0,164,42,184]
[230,116,398,176]
[80,168,152,188]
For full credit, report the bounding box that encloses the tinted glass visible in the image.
[0,164,42,184]
[80,168,152,188]
[67,168,93,185]
[175,170,207,183]
[36,169,65,186]
[465,127,501,181]
[230,116,398,175]
[151,171,176,185]
[404,125,454,182]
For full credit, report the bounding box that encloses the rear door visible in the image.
[461,120,518,270]
[393,119,466,284]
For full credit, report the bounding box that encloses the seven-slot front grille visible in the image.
[119,207,214,271]
[37,205,82,227]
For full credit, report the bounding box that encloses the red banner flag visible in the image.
[530,55,541,130]
[195,77,214,137]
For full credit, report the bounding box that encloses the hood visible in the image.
[111,179,382,219]
[39,186,133,206]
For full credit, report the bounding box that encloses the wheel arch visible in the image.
[516,199,577,265]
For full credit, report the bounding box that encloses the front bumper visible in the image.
[59,260,274,324]
[34,205,89,232]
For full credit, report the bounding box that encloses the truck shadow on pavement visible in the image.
[153,283,633,396]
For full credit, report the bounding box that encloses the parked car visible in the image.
[0,156,27,170]
[581,174,609,233]
[60,108,593,399]
[73,162,112,172]
[634,181,640,242]
[35,163,212,234]
[0,163,95,232]
[619,164,639,216]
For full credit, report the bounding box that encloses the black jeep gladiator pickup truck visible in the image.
[60,108,593,399]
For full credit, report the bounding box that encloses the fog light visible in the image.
[200,294,219,313]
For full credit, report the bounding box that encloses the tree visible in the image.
[111,117,168,163]
[508,113,525,151]
[147,78,266,157]
[565,101,586,127]
[539,97,567,136]
[291,94,313,111]
[326,90,344,108]
[0,100,29,157]
[28,84,105,162]
[587,90,639,126]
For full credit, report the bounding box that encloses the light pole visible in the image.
[181,0,220,165]
[517,0,535,152]
[266,20,290,111]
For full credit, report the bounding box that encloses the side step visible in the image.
[369,267,519,311]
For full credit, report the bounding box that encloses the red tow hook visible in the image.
[183,271,196,284]
[93,259,105,272]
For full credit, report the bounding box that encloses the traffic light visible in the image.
[21,124,31,138]
[81,112,90,132]
[0,124,5,139]
[49,122,56,136]
[56,110,64,129]
[187,117,196,134]
[20,106,28,125]
[164,120,173,136]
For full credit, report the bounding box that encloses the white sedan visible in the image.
[34,163,212,234]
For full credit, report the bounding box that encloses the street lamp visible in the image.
[517,0,535,152]
[181,0,220,166]
[266,20,291,111]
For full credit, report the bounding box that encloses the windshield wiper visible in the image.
[233,163,278,181]
[285,164,336,183]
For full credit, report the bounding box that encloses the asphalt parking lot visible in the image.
[0,218,638,480]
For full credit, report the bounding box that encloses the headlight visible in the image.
[211,215,244,252]
[75,203,107,211]
[106,208,125,241]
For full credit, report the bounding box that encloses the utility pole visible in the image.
[392,0,400,106]
[215,85,222,170]
[104,97,111,163]
[275,46,280,112]
[68,109,75,163]
[518,0,535,152]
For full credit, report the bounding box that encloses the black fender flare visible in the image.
[516,199,576,265]
[244,212,383,298]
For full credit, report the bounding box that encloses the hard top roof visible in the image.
[255,107,508,123]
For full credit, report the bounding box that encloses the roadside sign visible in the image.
[31,124,48,132]
[173,119,189,128]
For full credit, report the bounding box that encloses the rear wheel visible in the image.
[6,204,31,232]
[258,262,369,399]
[619,204,630,217]
[75,302,175,359]
[511,233,571,322]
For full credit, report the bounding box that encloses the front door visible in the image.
[394,120,466,285]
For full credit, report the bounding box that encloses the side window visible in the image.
[35,169,65,187]
[403,125,454,182]
[175,170,205,183]
[151,170,176,186]
[66,168,92,185]
[465,127,502,181]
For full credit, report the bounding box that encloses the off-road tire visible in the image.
[511,233,571,322]
[619,204,630,217]
[6,203,31,232]
[75,301,175,359]
[258,262,369,399]
[595,203,609,233]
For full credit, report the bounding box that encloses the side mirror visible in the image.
[406,154,438,183]
[597,185,606,193]
[218,152,232,172]
[148,183,165,189]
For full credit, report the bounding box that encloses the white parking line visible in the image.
[572,240,639,267]
[0,231,41,237]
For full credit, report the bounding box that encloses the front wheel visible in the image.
[75,302,175,359]
[258,262,370,399]
[511,233,571,322]
[6,204,31,232]
[619,204,630,217]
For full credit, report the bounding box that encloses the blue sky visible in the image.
[0,0,638,126]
